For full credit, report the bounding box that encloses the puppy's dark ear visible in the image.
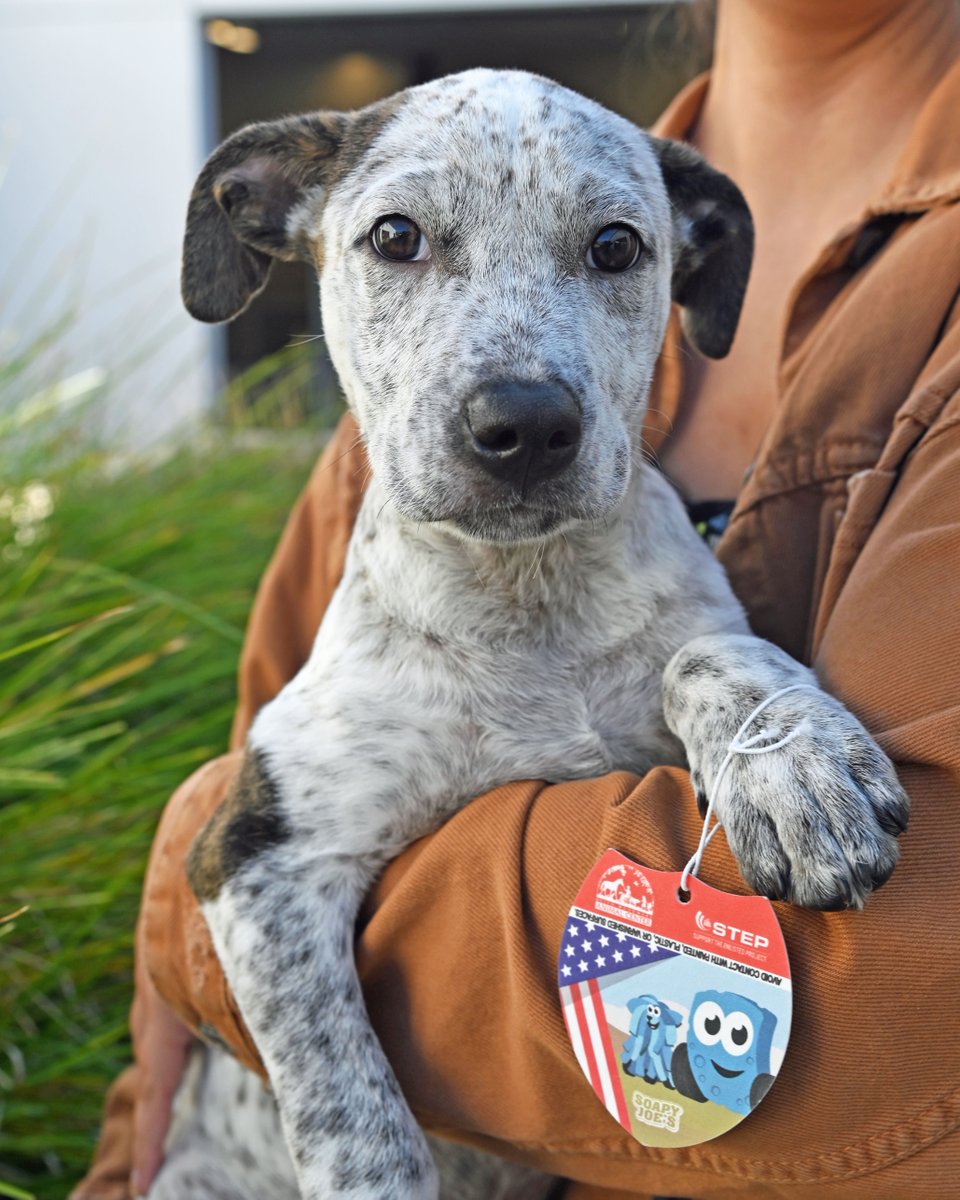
[649,136,754,359]
[182,112,350,324]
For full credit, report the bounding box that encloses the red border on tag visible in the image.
[576,850,790,980]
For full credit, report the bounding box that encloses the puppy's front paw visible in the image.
[709,691,908,909]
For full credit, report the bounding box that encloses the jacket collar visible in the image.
[652,57,960,218]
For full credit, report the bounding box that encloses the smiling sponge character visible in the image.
[672,990,778,1115]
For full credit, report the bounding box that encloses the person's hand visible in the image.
[128,932,195,1198]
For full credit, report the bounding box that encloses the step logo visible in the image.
[696,910,769,950]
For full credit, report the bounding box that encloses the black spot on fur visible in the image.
[198,1022,234,1055]
[677,653,710,679]
[187,749,290,900]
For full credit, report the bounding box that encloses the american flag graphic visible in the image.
[558,915,678,1128]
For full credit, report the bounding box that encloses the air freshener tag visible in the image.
[558,848,791,1147]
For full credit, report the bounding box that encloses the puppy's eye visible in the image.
[586,224,643,273]
[371,215,430,262]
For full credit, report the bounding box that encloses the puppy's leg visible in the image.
[187,731,444,1200]
[663,632,909,908]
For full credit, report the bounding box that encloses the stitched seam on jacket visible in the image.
[908,410,960,448]
[731,437,886,506]
[419,1083,960,1185]
[728,462,878,527]
[737,364,958,498]
[729,386,959,527]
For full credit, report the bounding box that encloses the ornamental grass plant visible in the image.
[0,311,341,1198]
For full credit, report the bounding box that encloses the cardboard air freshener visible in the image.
[558,848,791,1148]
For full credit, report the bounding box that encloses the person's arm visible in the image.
[147,394,960,1192]
[359,381,960,1191]
[82,374,960,1194]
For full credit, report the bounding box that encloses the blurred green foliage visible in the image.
[0,319,341,1197]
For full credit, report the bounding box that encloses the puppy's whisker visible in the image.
[465,546,489,592]
[322,434,366,473]
[639,439,662,469]
[641,407,675,428]
[525,540,546,584]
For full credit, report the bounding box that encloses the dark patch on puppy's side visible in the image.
[187,749,290,901]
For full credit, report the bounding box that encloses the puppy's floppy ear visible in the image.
[649,136,754,359]
[182,112,350,324]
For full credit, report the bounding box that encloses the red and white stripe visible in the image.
[561,979,630,1128]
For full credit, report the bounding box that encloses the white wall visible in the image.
[0,1,212,444]
[0,0,645,445]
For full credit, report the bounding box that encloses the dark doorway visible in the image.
[206,5,708,417]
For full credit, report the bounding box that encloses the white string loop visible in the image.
[679,683,822,894]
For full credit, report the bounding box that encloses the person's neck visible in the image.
[695,0,960,227]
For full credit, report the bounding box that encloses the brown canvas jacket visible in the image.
[78,63,960,1200]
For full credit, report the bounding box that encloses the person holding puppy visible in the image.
[76,1,960,1197]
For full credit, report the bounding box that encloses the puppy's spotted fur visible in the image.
[150,70,907,1199]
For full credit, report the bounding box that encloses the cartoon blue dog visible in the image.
[621,994,684,1086]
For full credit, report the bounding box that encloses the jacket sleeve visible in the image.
[229,412,367,747]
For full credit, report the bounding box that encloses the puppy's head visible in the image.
[183,69,752,544]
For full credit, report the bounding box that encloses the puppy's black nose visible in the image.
[464,381,581,486]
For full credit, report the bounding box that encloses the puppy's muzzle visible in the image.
[463,381,581,488]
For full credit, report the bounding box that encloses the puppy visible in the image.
[145,69,907,1200]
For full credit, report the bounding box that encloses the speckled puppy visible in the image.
[152,69,908,1200]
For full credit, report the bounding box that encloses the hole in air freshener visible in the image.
[557,686,815,1148]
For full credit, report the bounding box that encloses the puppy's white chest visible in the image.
[255,469,739,847]
[461,635,682,783]
[294,505,700,788]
